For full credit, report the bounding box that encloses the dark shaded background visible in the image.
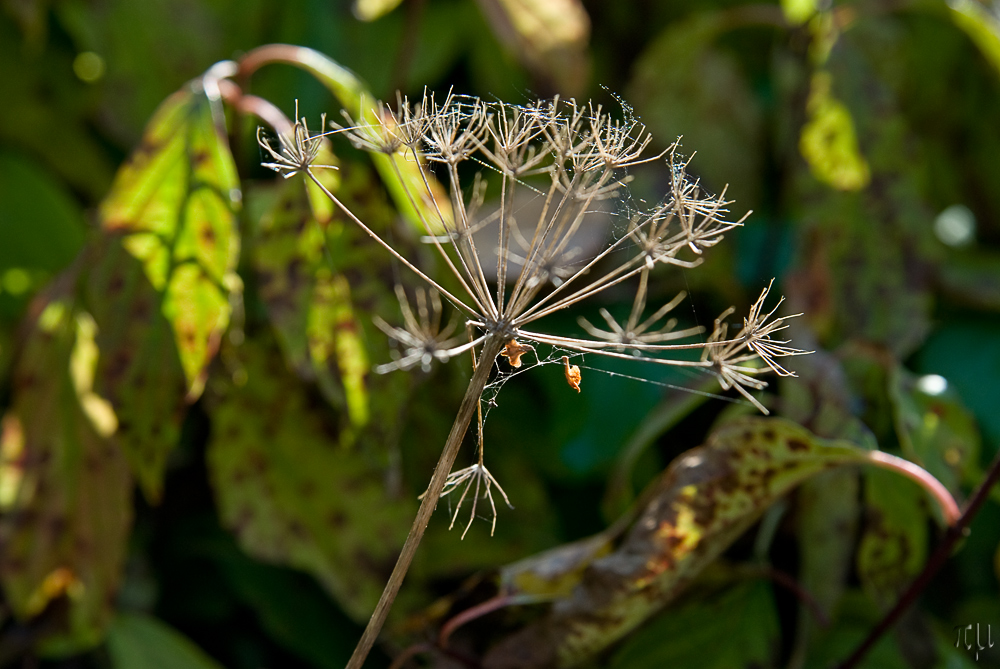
[1,0,1000,667]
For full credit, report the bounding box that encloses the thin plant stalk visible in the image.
[346,335,506,669]
[837,446,1000,669]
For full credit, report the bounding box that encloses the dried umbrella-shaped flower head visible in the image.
[259,92,810,535]
[258,109,337,178]
[373,285,470,373]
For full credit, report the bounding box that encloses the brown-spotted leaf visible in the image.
[99,83,240,400]
[498,532,615,603]
[81,236,188,503]
[484,417,876,669]
[205,335,413,623]
[251,160,404,439]
[786,31,938,357]
[857,467,928,611]
[0,283,132,655]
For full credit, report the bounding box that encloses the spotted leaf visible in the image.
[0,282,132,655]
[483,418,898,668]
[99,83,240,400]
[857,467,928,611]
[205,335,413,622]
[81,237,187,503]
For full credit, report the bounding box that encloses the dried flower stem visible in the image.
[346,335,506,669]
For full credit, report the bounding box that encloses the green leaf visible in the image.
[98,84,240,400]
[0,280,132,655]
[801,590,910,669]
[82,236,188,503]
[273,46,453,231]
[475,0,591,94]
[914,318,1000,447]
[601,379,713,520]
[792,468,859,652]
[628,12,764,208]
[857,467,928,610]
[938,250,1000,312]
[948,0,1000,78]
[781,0,817,26]
[799,70,871,191]
[0,152,86,273]
[611,580,779,669]
[484,417,884,668]
[0,152,88,321]
[209,548,358,669]
[106,613,224,669]
[205,334,413,622]
[889,365,980,495]
[352,0,403,21]
[0,21,115,200]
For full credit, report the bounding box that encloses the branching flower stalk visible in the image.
[256,92,809,669]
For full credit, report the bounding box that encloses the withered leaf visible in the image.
[82,236,187,503]
[206,335,413,623]
[857,467,928,611]
[483,417,892,668]
[0,282,132,655]
[98,83,240,401]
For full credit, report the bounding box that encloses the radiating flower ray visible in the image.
[372,286,478,374]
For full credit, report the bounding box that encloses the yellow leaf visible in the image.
[799,71,870,191]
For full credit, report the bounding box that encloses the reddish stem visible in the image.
[439,594,538,649]
[863,450,960,525]
[753,567,830,629]
[838,446,1000,668]
[217,80,294,136]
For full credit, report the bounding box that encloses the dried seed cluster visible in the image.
[259,91,808,532]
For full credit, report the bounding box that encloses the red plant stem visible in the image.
[238,43,309,80]
[864,450,960,525]
[439,594,539,649]
[387,643,435,669]
[838,446,1000,669]
[346,335,506,669]
[217,80,294,136]
[755,567,830,629]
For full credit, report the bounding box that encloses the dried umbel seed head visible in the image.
[257,90,810,537]
[259,111,337,179]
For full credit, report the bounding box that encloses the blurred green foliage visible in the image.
[1,0,999,667]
